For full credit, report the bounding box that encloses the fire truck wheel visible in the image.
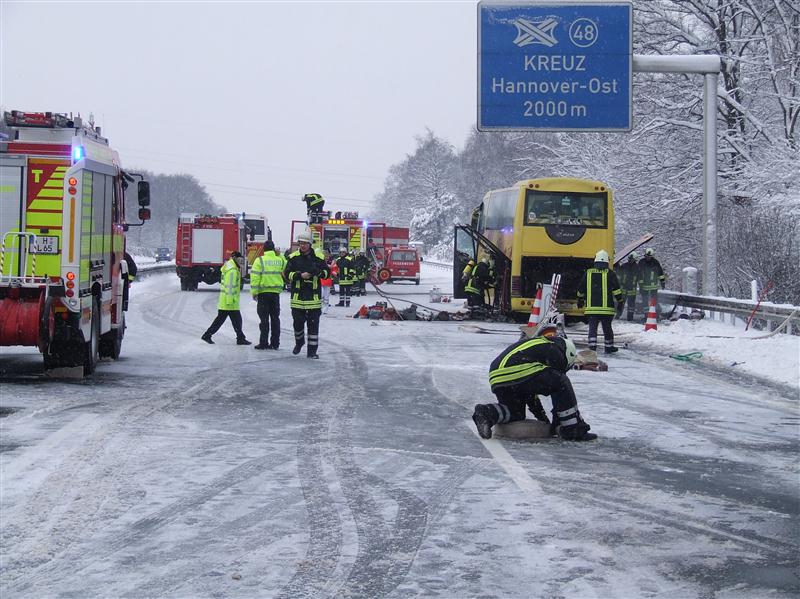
[180,278,188,291]
[99,312,124,360]
[83,299,100,375]
[377,268,391,283]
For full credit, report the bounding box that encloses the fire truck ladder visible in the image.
[0,232,46,286]
[179,224,193,264]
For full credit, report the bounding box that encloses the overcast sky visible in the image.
[1,1,477,245]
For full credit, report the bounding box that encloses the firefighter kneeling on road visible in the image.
[284,229,328,359]
[472,334,597,441]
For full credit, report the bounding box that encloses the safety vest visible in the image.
[489,337,550,389]
[578,267,621,316]
[337,255,355,285]
[286,250,327,310]
[638,258,665,291]
[616,260,639,295]
[251,251,286,296]
[465,261,489,295]
[218,258,242,311]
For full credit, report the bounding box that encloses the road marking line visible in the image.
[466,421,543,495]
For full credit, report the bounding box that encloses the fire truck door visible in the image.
[0,159,25,276]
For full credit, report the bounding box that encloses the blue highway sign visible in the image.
[478,2,632,131]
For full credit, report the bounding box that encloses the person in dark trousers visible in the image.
[251,240,287,350]
[465,256,492,307]
[353,251,370,296]
[284,230,328,358]
[302,193,325,222]
[472,334,597,441]
[202,251,251,345]
[616,251,639,321]
[577,249,624,354]
[638,248,666,320]
[122,251,138,311]
[335,247,354,307]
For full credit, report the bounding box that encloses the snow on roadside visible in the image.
[617,317,800,391]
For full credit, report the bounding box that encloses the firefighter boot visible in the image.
[201,333,214,344]
[472,404,497,439]
[558,416,597,441]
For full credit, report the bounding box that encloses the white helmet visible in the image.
[628,251,639,261]
[563,338,577,368]
[297,229,313,244]
[645,247,655,257]
[553,336,578,368]
[594,249,609,263]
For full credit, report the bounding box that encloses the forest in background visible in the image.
[123,172,226,257]
[369,0,799,304]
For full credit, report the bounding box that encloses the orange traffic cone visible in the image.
[644,297,658,331]
[527,287,543,327]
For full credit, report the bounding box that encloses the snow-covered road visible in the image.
[1,265,798,598]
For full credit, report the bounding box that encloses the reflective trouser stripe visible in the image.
[557,406,578,427]
[492,403,511,423]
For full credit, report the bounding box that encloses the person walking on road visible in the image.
[251,240,286,350]
[638,248,666,320]
[471,334,597,441]
[616,252,639,321]
[284,229,329,358]
[202,251,251,345]
[577,249,623,354]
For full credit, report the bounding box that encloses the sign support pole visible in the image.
[632,55,721,295]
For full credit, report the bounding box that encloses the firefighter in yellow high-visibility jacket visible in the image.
[201,251,251,345]
[251,240,286,350]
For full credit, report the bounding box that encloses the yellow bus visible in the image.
[454,177,614,319]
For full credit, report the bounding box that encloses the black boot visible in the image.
[201,333,214,344]
[558,419,597,441]
[472,405,495,439]
[292,342,304,355]
[604,346,619,354]
[237,338,252,346]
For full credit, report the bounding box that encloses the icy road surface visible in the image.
[1,265,798,598]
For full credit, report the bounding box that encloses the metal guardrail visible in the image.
[423,259,453,270]
[136,263,175,279]
[660,290,799,334]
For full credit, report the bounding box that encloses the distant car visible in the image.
[155,247,172,262]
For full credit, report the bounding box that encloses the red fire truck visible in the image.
[375,246,421,285]
[175,213,249,290]
[0,110,151,374]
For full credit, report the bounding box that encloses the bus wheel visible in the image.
[99,312,125,360]
[377,268,391,283]
[83,299,100,375]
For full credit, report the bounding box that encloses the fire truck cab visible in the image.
[0,110,151,374]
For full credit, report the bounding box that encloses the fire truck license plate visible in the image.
[29,236,58,254]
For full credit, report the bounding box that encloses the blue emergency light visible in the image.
[72,145,85,161]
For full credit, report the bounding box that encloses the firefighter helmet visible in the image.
[297,229,313,244]
[628,251,638,261]
[553,336,577,368]
[645,247,655,257]
[594,249,609,263]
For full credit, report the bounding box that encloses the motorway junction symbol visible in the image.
[479,1,633,131]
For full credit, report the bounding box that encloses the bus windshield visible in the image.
[524,189,608,228]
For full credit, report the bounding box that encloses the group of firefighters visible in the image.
[200,191,666,443]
